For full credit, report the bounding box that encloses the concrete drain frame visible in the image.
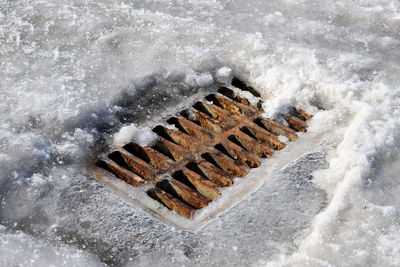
[89,77,314,231]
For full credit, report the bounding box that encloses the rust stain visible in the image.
[165,179,211,209]
[283,114,308,132]
[180,168,221,200]
[118,149,157,180]
[150,188,196,218]
[100,158,145,186]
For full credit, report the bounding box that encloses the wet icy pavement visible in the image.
[21,145,327,266]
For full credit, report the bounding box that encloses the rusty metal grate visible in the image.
[91,78,312,223]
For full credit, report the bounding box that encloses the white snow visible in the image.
[113,124,157,147]
[215,66,232,84]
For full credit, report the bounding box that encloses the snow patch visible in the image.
[113,124,157,147]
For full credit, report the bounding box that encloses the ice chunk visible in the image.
[113,124,157,147]
[215,67,232,85]
[195,72,214,87]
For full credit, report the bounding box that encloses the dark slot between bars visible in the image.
[201,153,223,171]
[123,143,151,163]
[240,126,259,141]
[108,151,132,171]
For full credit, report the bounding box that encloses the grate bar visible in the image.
[118,149,157,180]
[179,168,221,200]
[100,158,145,186]
[255,118,298,141]
[150,187,196,218]
[161,179,211,209]
[196,160,234,187]
[283,114,308,132]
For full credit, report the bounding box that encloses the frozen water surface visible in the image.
[1,0,400,266]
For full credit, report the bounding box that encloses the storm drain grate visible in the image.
[93,78,312,221]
